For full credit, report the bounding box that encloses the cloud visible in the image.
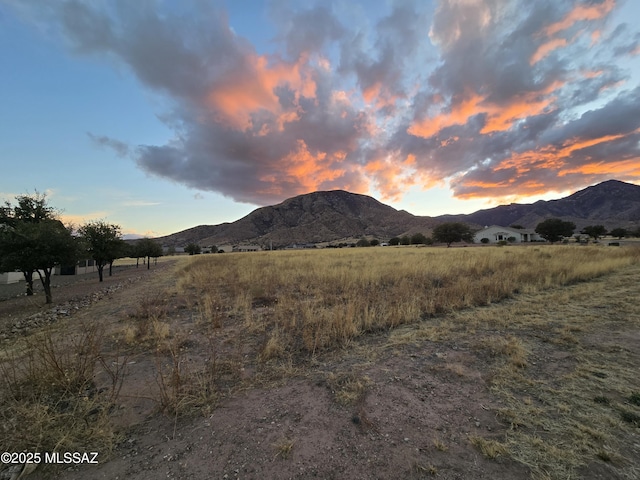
[119,200,162,207]
[60,211,110,227]
[87,133,130,157]
[10,0,640,206]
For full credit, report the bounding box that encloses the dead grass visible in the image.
[176,246,639,358]
[2,245,639,478]
[273,438,295,459]
[0,322,125,457]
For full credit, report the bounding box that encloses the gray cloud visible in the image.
[8,0,639,205]
[87,132,129,157]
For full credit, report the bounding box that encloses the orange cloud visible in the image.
[560,158,640,176]
[481,81,563,134]
[207,54,317,130]
[257,140,359,198]
[543,0,616,37]
[408,81,562,138]
[363,154,427,201]
[582,69,603,79]
[487,130,639,182]
[530,37,568,65]
[454,178,555,200]
[408,93,484,138]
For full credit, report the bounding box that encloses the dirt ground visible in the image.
[1,257,638,480]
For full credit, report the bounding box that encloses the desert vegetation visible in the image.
[1,244,639,479]
[178,245,638,357]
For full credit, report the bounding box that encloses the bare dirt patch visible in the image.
[1,254,639,480]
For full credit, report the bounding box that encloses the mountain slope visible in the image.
[440,180,640,230]
[158,190,436,247]
[158,180,640,247]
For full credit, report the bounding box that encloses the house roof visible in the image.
[478,225,537,235]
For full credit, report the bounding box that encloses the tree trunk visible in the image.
[22,270,34,296]
[97,264,104,282]
[136,257,139,268]
[147,256,150,270]
[109,260,114,277]
[37,268,53,304]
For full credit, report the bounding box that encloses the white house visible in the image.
[232,244,261,252]
[474,225,543,244]
[0,271,23,284]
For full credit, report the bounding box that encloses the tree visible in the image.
[1,192,57,295]
[0,193,77,302]
[581,225,607,241]
[369,239,380,246]
[609,227,627,239]
[399,235,411,245]
[535,218,576,243]
[389,237,400,246]
[135,238,163,269]
[185,243,202,255]
[410,232,428,245]
[432,222,475,247]
[356,237,370,247]
[78,221,124,282]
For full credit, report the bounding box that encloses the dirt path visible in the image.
[3,259,639,480]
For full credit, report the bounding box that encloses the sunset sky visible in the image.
[1,0,639,237]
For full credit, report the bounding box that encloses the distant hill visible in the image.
[156,179,640,247]
[157,190,437,248]
[440,179,640,231]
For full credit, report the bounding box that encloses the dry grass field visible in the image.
[1,245,639,479]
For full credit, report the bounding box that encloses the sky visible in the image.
[1,0,639,237]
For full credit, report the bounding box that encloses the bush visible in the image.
[356,237,370,247]
[480,238,490,244]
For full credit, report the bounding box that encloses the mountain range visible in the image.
[157,179,640,247]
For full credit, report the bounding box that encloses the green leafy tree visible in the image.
[135,238,163,269]
[389,237,400,246]
[399,235,411,245]
[78,221,124,282]
[535,218,576,243]
[356,237,370,247]
[1,219,77,304]
[369,239,380,246]
[581,225,607,241]
[1,192,57,295]
[185,243,202,255]
[432,222,475,247]
[0,193,77,302]
[410,232,428,245]
[609,227,627,239]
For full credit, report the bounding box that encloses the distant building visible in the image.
[284,243,317,250]
[474,225,543,244]
[232,244,261,252]
[55,259,99,276]
[0,271,23,284]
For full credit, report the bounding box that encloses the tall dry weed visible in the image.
[175,246,639,357]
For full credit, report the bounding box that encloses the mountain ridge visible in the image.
[157,179,640,247]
